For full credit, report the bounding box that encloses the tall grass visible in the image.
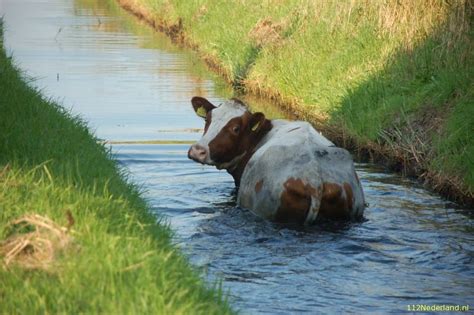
[0,22,232,314]
[121,0,473,201]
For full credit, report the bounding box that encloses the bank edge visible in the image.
[116,0,473,207]
[0,22,233,314]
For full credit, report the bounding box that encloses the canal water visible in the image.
[1,0,472,313]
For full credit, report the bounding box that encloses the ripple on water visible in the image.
[113,144,473,313]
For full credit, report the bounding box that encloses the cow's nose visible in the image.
[188,144,208,163]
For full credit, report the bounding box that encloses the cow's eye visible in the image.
[232,125,240,134]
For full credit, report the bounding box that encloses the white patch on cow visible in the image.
[195,100,247,165]
[256,120,334,150]
[304,195,320,225]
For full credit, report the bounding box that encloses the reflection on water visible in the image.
[1,0,233,141]
[1,0,473,313]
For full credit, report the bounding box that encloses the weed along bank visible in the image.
[117,0,473,206]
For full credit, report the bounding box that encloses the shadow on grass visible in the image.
[328,6,473,202]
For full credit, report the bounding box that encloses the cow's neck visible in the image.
[227,119,273,187]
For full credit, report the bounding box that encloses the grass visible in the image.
[0,22,232,314]
[118,0,473,203]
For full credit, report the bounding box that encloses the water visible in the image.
[2,0,473,313]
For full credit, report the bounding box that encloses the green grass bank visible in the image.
[117,0,473,206]
[0,24,232,314]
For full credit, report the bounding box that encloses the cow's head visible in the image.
[188,97,271,178]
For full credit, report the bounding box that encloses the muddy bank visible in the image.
[116,0,473,207]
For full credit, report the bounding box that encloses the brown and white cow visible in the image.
[188,96,365,224]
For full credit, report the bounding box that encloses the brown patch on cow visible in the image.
[191,96,216,115]
[318,182,350,220]
[203,112,212,134]
[275,178,319,224]
[208,111,272,186]
[255,179,263,193]
[343,182,354,211]
[191,97,216,135]
[208,114,250,164]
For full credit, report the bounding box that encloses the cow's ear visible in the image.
[249,112,266,133]
[191,97,216,118]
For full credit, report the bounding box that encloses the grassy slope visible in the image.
[119,0,473,203]
[0,25,232,314]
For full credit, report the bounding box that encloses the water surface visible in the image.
[1,0,472,313]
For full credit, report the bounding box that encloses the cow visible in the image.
[188,96,365,224]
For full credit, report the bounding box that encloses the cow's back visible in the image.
[238,120,364,223]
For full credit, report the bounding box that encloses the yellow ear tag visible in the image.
[251,121,260,132]
[196,106,207,118]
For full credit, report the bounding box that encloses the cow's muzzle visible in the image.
[188,144,209,164]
